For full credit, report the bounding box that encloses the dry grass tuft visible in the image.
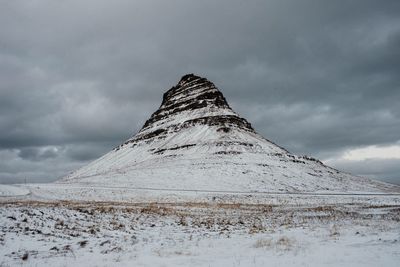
[253,238,273,248]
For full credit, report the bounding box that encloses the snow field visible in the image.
[1,200,399,266]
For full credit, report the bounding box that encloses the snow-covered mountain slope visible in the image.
[61,74,399,193]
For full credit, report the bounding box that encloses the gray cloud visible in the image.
[0,0,399,184]
[328,158,400,185]
[18,147,59,161]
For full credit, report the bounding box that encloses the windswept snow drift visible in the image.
[61,74,399,193]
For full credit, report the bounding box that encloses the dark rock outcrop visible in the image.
[120,74,255,149]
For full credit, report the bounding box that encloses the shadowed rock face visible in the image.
[124,74,255,147]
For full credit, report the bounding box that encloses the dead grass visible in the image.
[253,236,295,251]
[276,236,294,251]
[140,203,174,215]
[329,224,340,237]
[253,238,273,248]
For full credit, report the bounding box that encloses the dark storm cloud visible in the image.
[18,147,58,161]
[0,0,399,184]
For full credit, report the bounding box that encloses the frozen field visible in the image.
[1,184,400,266]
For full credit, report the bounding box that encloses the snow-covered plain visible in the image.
[1,183,400,266]
[1,193,400,267]
[0,185,29,197]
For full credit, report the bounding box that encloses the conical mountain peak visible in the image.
[131,74,254,146]
[62,74,398,194]
[177,73,202,86]
[160,73,230,112]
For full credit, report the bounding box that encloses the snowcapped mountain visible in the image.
[61,74,397,193]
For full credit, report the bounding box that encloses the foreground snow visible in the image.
[1,193,399,266]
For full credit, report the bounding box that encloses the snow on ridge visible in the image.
[61,74,400,194]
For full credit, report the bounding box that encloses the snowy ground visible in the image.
[0,185,30,197]
[1,189,400,266]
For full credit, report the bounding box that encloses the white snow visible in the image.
[0,184,30,197]
[61,122,399,193]
[1,198,399,266]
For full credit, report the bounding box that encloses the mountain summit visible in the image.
[62,74,396,193]
[130,73,255,146]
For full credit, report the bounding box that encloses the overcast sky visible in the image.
[1,0,399,185]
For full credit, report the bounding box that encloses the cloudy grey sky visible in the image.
[1,0,399,185]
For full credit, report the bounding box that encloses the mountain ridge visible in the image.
[61,74,399,193]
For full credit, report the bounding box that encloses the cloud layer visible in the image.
[1,0,399,184]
